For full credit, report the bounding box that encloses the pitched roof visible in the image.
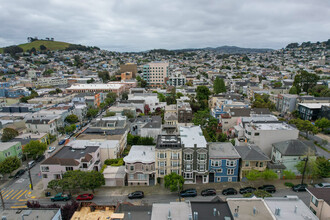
[272,139,316,156]
[235,145,270,161]
[307,188,330,204]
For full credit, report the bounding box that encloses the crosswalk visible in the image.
[1,189,31,208]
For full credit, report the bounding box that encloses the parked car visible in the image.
[314,183,330,188]
[51,193,71,202]
[59,139,66,145]
[201,188,216,196]
[292,184,308,192]
[258,185,276,193]
[222,188,238,196]
[180,189,197,197]
[47,147,56,153]
[28,160,36,169]
[14,169,25,178]
[239,187,256,194]
[76,194,94,201]
[128,191,144,199]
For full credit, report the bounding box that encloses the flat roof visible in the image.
[68,83,123,90]
[66,140,119,149]
[151,202,192,220]
[209,142,241,158]
[179,126,207,148]
[264,196,318,220]
[227,198,275,220]
[124,145,155,164]
[298,103,330,109]
[0,209,60,220]
[250,123,296,131]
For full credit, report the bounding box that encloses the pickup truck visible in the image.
[51,193,71,202]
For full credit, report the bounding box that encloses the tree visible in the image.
[1,128,19,142]
[40,45,47,51]
[295,158,317,178]
[65,114,79,124]
[213,77,221,94]
[47,179,61,193]
[196,86,210,102]
[157,93,166,102]
[83,171,105,193]
[261,169,278,180]
[104,111,116,117]
[289,118,319,137]
[314,157,330,178]
[98,71,110,82]
[164,172,184,192]
[23,140,47,159]
[65,124,76,134]
[86,108,98,118]
[105,92,117,105]
[0,156,21,175]
[87,78,95,84]
[293,70,319,93]
[283,170,296,179]
[43,69,54,76]
[122,92,128,100]
[175,92,184,99]
[289,86,298,94]
[315,118,330,131]
[273,82,282,88]
[246,170,262,181]
[252,94,276,111]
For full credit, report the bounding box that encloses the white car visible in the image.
[47,147,56,153]
[314,183,330,188]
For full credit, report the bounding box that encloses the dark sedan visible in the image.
[128,191,144,199]
[239,187,256,194]
[201,188,216,196]
[222,188,238,196]
[258,185,276,193]
[180,189,197,197]
[292,184,307,192]
[14,169,25,178]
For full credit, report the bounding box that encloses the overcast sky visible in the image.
[0,0,329,52]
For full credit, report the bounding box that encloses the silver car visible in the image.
[314,183,330,188]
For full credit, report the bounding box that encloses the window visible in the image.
[185,153,192,160]
[82,163,88,168]
[65,167,73,171]
[42,174,48,178]
[310,207,317,215]
[198,154,206,161]
[311,196,318,207]
[256,162,259,167]
[54,174,61,179]
[4,152,11,157]
[158,152,166,159]
[184,173,193,179]
[228,177,232,182]
[158,161,166,167]
[227,168,234,175]
[130,165,134,171]
[211,160,221,167]
[255,133,260,136]
[185,164,192,171]
[171,152,179,159]
[198,164,205,171]
[171,161,179,167]
[226,160,236,167]
[245,161,249,167]
[259,162,264,167]
[216,177,221,182]
[41,166,49,172]
[159,169,166,175]
[137,174,147,180]
[171,169,179,174]
[129,174,134,180]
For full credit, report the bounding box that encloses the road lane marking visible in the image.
[4,190,16,199]
[19,199,28,202]
[9,190,23,200]
[10,205,27,209]
[15,190,28,200]
[2,189,13,197]
[31,196,36,199]
[28,192,32,195]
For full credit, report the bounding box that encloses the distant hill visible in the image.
[172,45,273,54]
[0,40,100,54]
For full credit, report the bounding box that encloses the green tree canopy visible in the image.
[65,114,79,124]
[252,94,276,111]
[293,70,319,93]
[196,86,210,102]
[23,140,47,159]
[315,118,330,131]
[65,124,76,134]
[98,71,110,82]
[164,172,185,192]
[289,118,319,136]
[295,157,317,178]
[0,156,21,175]
[289,86,298,94]
[283,170,296,179]
[1,128,19,142]
[314,157,330,178]
[86,108,99,118]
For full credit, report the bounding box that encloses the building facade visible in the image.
[142,62,169,87]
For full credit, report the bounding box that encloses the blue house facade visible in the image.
[208,142,240,183]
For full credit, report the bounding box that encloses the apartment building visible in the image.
[307,188,330,219]
[155,135,182,182]
[177,103,193,123]
[142,62,169,87]
[34,77,68,87]
[120,63,137,77]
[180,126,208,184]
[0,142,23,163]
[25,116,58,136]
[40,145,101,189]
[124,145,155,186]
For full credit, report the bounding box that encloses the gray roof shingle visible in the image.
[235,145,270,161]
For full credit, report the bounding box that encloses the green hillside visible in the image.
[17,40,71,52]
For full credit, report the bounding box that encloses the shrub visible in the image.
[284,182,294,187]
[283,170,296,179]
[104,158,124,166]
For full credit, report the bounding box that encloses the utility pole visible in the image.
[301,156,309,185]
[28,166,34,190]
[0,190,5,210]
[178,181,181,202]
